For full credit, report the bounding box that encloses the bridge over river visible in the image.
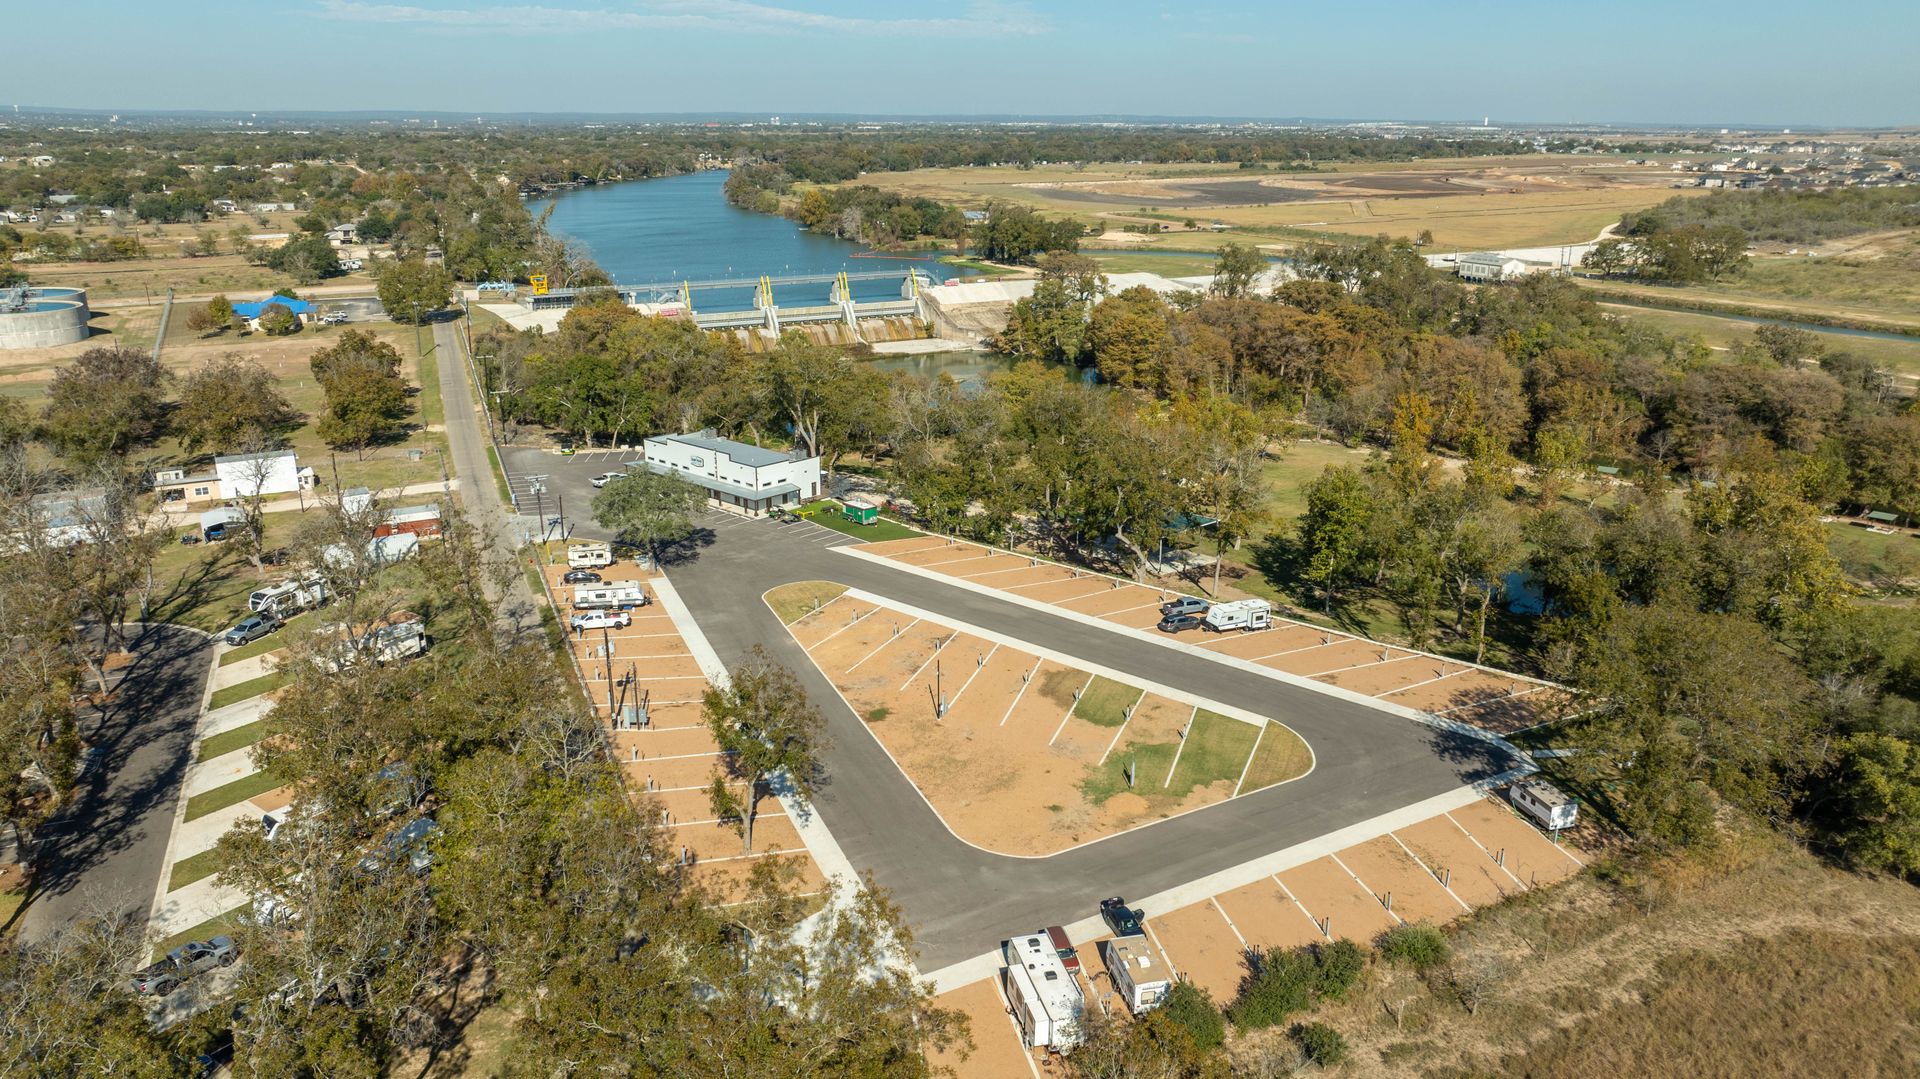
[512,267,935,334]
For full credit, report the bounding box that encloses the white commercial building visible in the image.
[1455,252,1531,283]
[1003,933,1085,1050]
[636,430,821,517]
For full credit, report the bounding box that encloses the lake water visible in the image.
[529,170,968,312]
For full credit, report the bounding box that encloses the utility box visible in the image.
[1104,934,1173,1016]
[1511,778,1578,831]
[841,498,880,525]
[1203,598,1272,633]
[1003,933,1084,1050]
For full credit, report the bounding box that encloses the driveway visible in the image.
[17,624,214,943]
[663,509,1516,969]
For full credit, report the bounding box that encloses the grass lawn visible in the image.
[152,909,243,962]
[1081,737,1181,808]
[797,501,923,542]
[1238,721,1313,792]
[183,769,284,822]
[207,670,288,712]
[197,717,274,763]
[764,580,850,625]
[1072,676,1143,728]
[167,849,224,892]
[1167,710,1262,798]
[1086,251,1222,276]
[0,888,21,930]
[1825,521,1920,589]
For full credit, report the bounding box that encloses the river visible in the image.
[528,170,971,312]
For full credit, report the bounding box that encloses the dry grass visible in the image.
[1263,827,1920,1078]
[764,580,849,625]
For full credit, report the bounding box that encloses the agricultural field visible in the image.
[850,155,1697,251]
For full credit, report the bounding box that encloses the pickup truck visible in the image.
[129,936,239,997]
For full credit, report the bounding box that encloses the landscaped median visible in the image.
[207,669,288,712]
[796,500,924,543]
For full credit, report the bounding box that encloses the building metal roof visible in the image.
[214,449,296,466]
[1458,251,1521,267]
[652,430,806,469]
[231,297,315,318]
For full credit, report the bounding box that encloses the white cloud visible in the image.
[316,0,1043,36]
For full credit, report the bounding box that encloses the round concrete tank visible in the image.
[0,287,92,349]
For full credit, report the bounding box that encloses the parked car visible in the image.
[357,816,439,876]
[1099,897,1145,938]
[129,936,239,997]
[1160,596,1208,617]
[570,610,632,631]
[1157,613,1202,634]
[76,745,106,780]
[319,311,348,325]
[224,613,281,646]
[590,471,626,488]
[562,569,602,585]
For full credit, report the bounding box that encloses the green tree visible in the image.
[703,647,826,854]
[40,346,171,465]
[1089,286,1174,390]
[265,233,342,283]
[0,914,182,1077]
[1296,466,1377,610]
[172,355,298,454]
[1159,979,1226,1051]
[315,362,408,457]
[375,258,454,324]
[1209,241,1266,299]
[1818,733,1920,875]
[590,467,705,565]
[255,302,301,336]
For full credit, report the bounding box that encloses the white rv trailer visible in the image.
[248,575,328,616]
[571,584,649,611]
[1510,778,1578,831]
[1203,598,1272,632]
[1104,934,1173,1015]
[1003,933,1085,1049]
[568,542,613,569]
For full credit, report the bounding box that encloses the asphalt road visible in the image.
[18,624,214,944]
[488,440,1518,969]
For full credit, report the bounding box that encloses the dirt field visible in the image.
[845,155,1697,250]
[777,587,1310,855]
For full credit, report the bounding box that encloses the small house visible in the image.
[231,296,316,331]
[376,503,444,540]
[326,223,359,245]
[1456,252,1530,283]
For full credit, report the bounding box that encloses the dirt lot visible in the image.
[778,587,1310,855]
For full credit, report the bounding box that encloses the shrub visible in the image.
[1158,979,1224,1051]
[1379,923,1451,971]
[1314,939,1366,1001]
[1227,948,1319,1030]
[1290,1021,1349,1066]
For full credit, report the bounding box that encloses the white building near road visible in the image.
[1455,252,1531,282]
[636,430,820,517]
[153,450,316,504]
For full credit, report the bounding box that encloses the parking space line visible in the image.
[1379,667,1471,698]
[845,617,921,673]
[1304,651,1410,679]
[998,658,1045,727]
[1388,832,1473,912]
[900,631,960,690]
[1047,673,1097,746]
[1163,706,1199,786]
[1433,685,1547,716]
[1442,812,1528,888]
[988,975,1048,1079]
[1142,921,1182,980]
[807,607,878,651]
[1230,721,1268,796]
[1329,853,1404,925]
[1210,897,1249,949]
[941,643,1000,714]
[1271,875,1331,940]
[1095,687,1148,766]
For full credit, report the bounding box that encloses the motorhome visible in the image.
[318,612,427,671]
[1104,934,1173,1015]
[568,542,613,569]
[1510,778,1578,831]
[1203,598,1271,632]
[1003,933,1085,1050]
[571,584,648,611]
[248,575,328,617]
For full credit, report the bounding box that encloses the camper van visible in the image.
[1510,778,1578,831]
[571,584,648,611]
[568,542,613,569]
[248,575,328,617]
[1203,598,1272,632]
[1104,934,1173,1015]
[1003,933,1085,1050]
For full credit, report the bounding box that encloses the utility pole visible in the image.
[602,626,615,713]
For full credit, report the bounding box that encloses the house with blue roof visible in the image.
[231,296,316,330]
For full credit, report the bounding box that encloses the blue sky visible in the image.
[15,1,1919,125]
